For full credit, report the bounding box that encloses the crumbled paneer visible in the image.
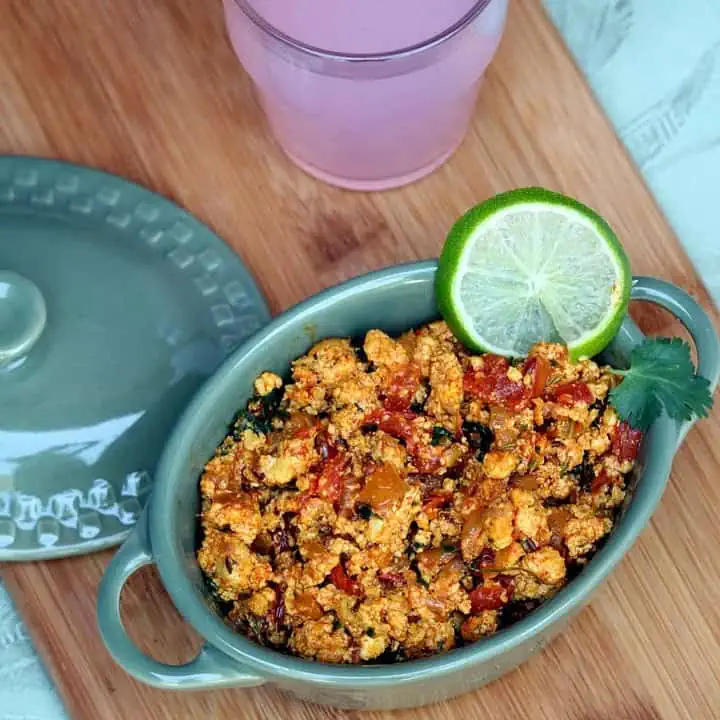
[364,329,409,367]
[425,350,464,424]
[198,323,640,664]
[520,547,566,585]
[461,611,499,642]
[254,372,282,396]
[197,529,272,600]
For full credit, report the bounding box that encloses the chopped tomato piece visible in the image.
[591,468,612,494]
[416,548,459,582]
[463,355,508,400]
[547,508,571,534]
[479,547,497,565]
[302,540,326,559]
[285,412,317,438]
[315,454,347,505]
[463,370,491,400]
[365,409,416,446]
[496,574,515,591]
[330,564,361,596]
[293,591,324,620]
[423,491,453,511]
[470,547,497,575]
[315,429,339,461]
[548,382,594,405]
[483,354,511,376]
[364,409,446,475]
[413,444,445,474]
[377,570,407,588]
[493,374,528,408]
[612,421,643,462]
[357,462,407,513]
[462,510,486,559]
[469,583,508,613]
[464,355,528,409]
[523,356,551,398]
[384,363,422,412]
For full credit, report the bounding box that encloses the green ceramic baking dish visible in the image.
[97,260,719,710]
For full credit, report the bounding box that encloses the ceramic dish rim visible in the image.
[151,260,677,684]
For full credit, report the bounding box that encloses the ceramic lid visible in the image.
[0,156,270,561]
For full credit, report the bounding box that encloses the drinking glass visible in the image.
[223,0,509,191]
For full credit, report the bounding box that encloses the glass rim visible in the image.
[229,0,495,63]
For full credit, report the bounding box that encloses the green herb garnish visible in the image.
[406,541,424,555]
[233,386,285,436]
[570,458,594,492]
[431,426,454,445]
[462,421,494,461]
[609,338,713,431]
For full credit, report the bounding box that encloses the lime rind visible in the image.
[437,188,631,361]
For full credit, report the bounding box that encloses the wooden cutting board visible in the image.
[1,1,719,718]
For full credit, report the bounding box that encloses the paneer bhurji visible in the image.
[198,321,641,664]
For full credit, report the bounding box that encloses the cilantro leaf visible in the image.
[431,426,454,445]
[232,386,285,436]
[609,337,713,431]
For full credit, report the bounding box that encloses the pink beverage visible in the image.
[223,0,508,190]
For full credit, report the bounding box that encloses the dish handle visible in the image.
[96,505,266,690]
[631,276,720,448]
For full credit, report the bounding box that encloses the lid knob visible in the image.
[0,271,47,368]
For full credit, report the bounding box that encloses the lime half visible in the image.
[436,188,631,360]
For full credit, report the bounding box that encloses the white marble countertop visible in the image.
[1,1,719,717]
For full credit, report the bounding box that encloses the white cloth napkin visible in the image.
[546,0,720,306]
[0,584,67,719]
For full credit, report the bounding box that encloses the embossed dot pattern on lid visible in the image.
[168,221,193,244]
[107,212,132,228]
[30,189,55,206]
[118,498,142,525]
[14,169,39,188]
[194,273,218,296]
[224,280,252,308]
[69,196,94,214]
[0,520,15,548]
[55,174,80,193]
[199,248,222,271]
[36,518,60,547]
[0,156,271,560]
[168,245,195,269]
[140,227,164,246]
[121,471,152,498]
[96,187,120,206]
[134,202,161,222]
[78,510,102,540]
[211,304,235,327]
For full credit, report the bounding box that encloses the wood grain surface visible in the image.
[1,1,719,718]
